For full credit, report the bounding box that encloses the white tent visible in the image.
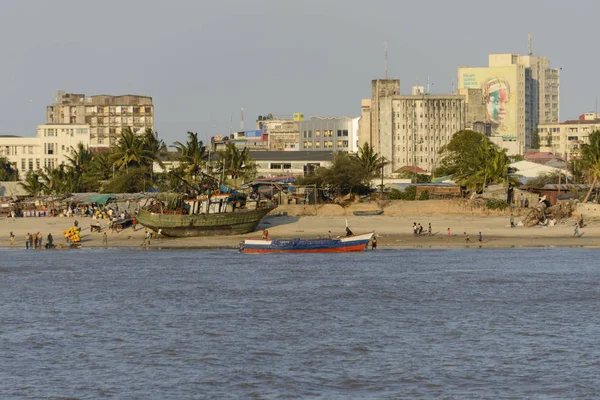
[510,160,569,183]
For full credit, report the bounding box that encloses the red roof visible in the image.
[398,165,428,174]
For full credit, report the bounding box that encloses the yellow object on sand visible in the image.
[63,227,81,243]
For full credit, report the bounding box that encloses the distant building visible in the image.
[297,116,357,152]
[46,91,153,149]
[457,51,560,154]
[0,124,91,179]
[359,79,465,175]
[249,151,334,177]
[210,130,269,152]
[538,113,600,159]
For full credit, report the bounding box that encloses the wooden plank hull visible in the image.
[136,206,275,237]
[242,232,374,253]
[353,210,384,216]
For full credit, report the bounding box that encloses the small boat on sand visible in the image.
[353,210,383,216]
[241,232,374,253]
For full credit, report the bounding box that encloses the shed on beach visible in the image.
[0,181,29,199]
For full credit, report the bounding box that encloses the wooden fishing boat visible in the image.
[137,192,275,237]
[353,210,384,216]
[241,232,374,253]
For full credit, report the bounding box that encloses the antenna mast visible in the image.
[384,40,388,79]
[240,108,244,131]
[528,33,533,56]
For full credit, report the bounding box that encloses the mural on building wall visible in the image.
[459,67,517,140]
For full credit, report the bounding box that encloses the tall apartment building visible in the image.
[457,52,559,154]
[360,79,465,175]
[46,91,153,149]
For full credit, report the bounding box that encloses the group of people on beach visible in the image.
[413,222,432,236]
[19,232,54,249]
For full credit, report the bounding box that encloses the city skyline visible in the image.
[0,0,595,145]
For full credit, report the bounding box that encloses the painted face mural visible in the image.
[484,78,510,134]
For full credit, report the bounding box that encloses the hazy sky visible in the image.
[0,0,596,145]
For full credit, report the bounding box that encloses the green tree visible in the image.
[296,151,371,198]
[172,131,207,183]
[218,142,257,183]
[355,142,387,182]
[436,130,519,191]
[110,127,155,172]
[530,129,541,150]
[0,157,18,181]
[20,171,46,196]
[580,130,600,203]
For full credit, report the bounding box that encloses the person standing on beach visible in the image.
[574,223,580,238]
[26,233,32,249]
[371,236,377,250]
[9,231,14,246]
[510,214,515,228]
[447,228,451,237]
[478,232,483,242]
[157,228,162,240]
[520,193,524,208]
[464,232,471,243]
[428,223,432,236]
[102,232,108,246]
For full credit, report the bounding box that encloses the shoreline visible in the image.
[0,213,595,250]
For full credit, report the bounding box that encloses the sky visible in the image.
[0,0,597,145]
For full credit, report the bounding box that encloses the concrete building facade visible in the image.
[46,91,153,149]
[360,79,465,175]
[458,52,559,154]
[538,113,600,159]
[297,116,355,152]
[0,124,91,179]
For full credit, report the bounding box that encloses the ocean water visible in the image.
[1,248,600,399]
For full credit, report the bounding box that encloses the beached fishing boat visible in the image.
[353,210,384,216]
[137,192,275,237]
[241,232,374,253]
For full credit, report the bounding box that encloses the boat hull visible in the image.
[136,206,275,237]
[242,232,374,253]
[353,210,383,216]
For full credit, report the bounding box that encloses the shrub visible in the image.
[486,199,508,210]
[387,186,417,200]
[418,190,429,200]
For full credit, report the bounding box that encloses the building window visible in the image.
[270,163,282,169]
[36,159,40,170]
[315,130,321,137]
[21,159,25,171]
[28,159,33,171]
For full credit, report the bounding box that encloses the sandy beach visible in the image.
[0,201,596,250]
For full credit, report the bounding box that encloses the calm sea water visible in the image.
[1,248,600,399]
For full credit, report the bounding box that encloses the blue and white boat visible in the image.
[241,232,374,253]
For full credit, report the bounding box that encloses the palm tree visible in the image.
[110,127,154,172]
[218,143,256,183]
[172,131,206,182]
[580,130,600,203]
[355,142,388,187]
[20,171,46,196]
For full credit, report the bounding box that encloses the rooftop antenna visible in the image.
[528,33,533,56]
[384,40,388,79]
[452,79,455,94]
[240,108,244,131]
[427,76,430,94]
[229,114,233,135]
